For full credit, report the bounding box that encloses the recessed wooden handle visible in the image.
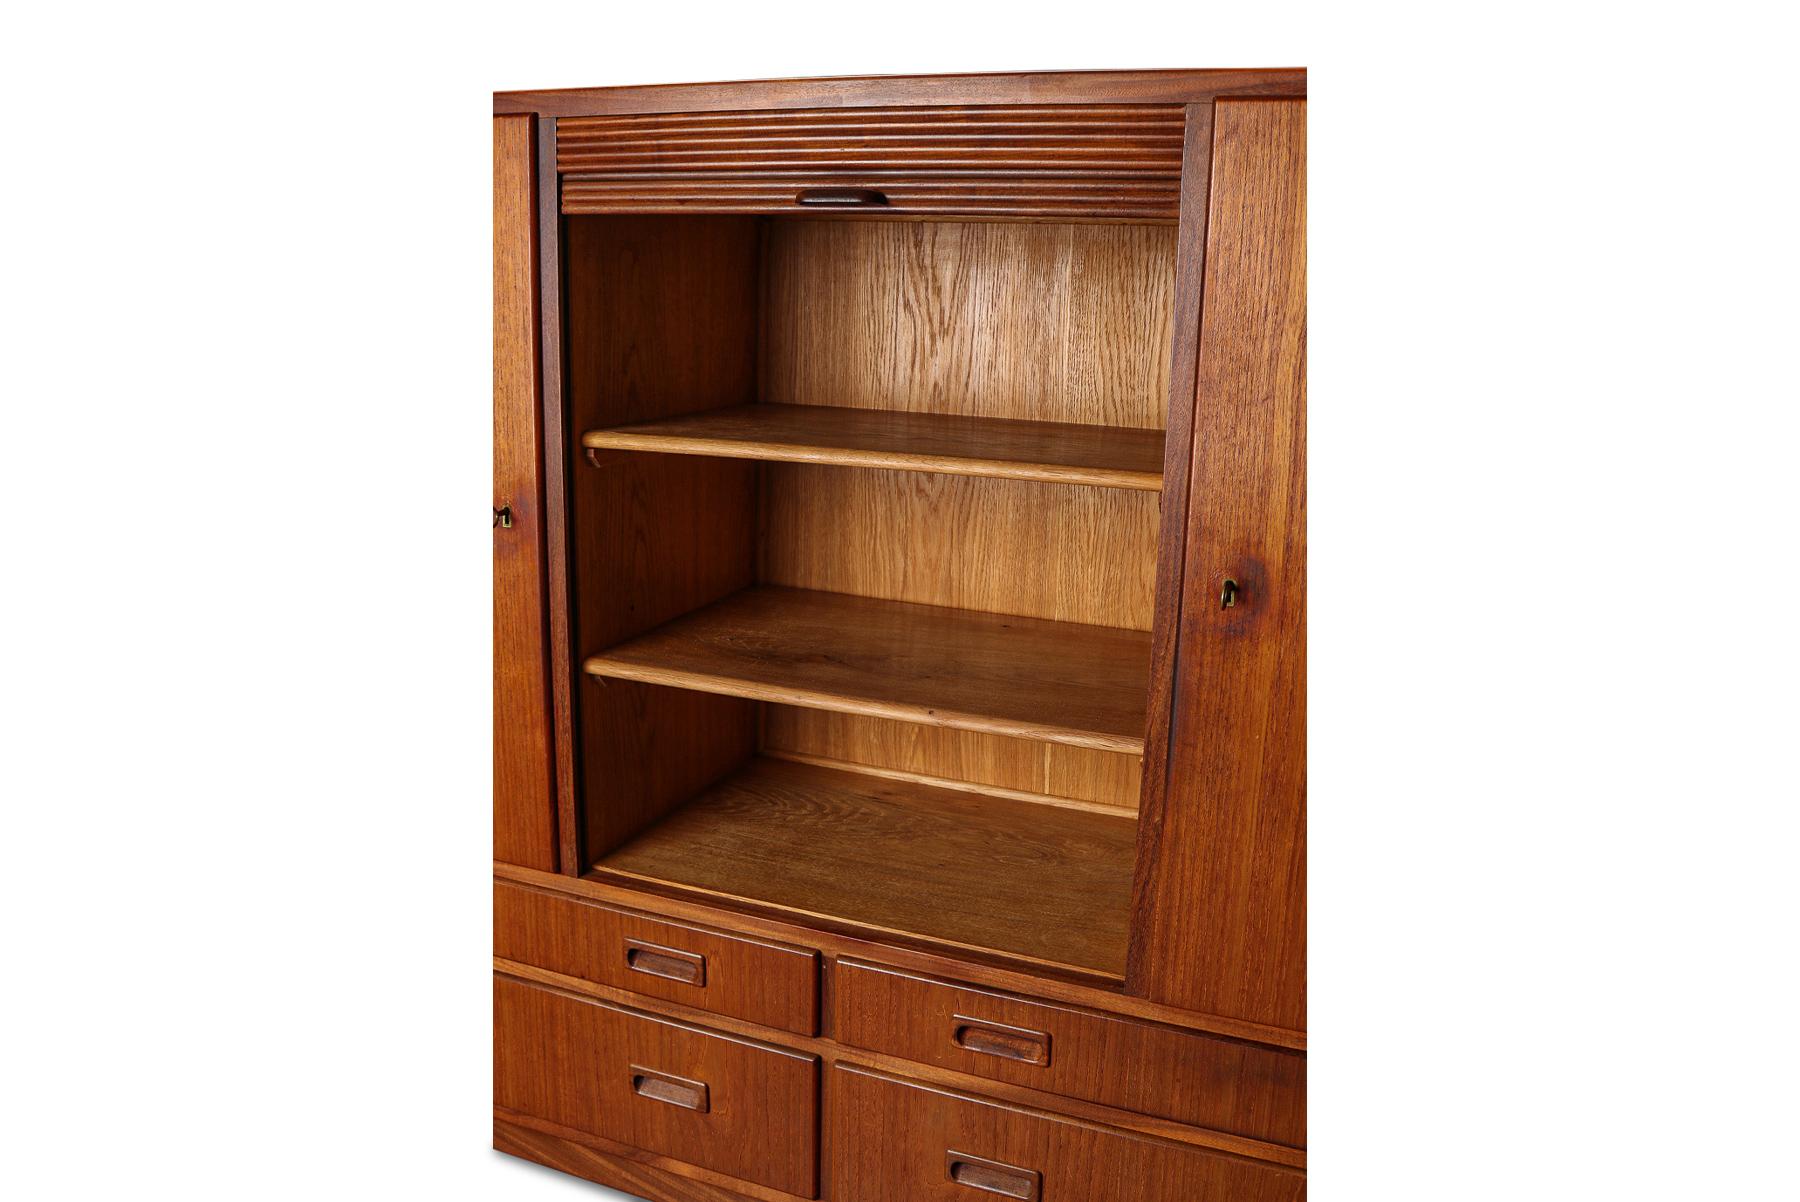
[947,1152,1040,1200]
[625,939,706,987]
[795,186,888,207]
[953,1015,1051,1066]
[630,1066,710,1113]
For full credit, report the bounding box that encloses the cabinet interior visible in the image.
[565,213,1177,981]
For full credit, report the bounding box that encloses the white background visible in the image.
[5,3,1796,1198]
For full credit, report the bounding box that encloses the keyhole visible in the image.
[1221,578,1239,609]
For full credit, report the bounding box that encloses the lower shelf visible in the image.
[592,756,1137,980]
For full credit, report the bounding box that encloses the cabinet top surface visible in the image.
[494,68,1306,117]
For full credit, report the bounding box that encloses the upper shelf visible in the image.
[584,586,1151,754]
[582,403,1166,491]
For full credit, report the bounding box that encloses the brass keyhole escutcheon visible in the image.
[493,506,513,529]
[1221,578,1239,609]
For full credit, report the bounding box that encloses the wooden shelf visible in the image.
[583,586,1150,754]
[582,403,1166,491]
[594,756,1136,978]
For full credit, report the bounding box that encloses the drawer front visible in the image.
[495,881,819,1034]
[557,105,1183,221]
[834,960,1304,1147]
[830,1065,1303,1202]
[494,975,818,1197]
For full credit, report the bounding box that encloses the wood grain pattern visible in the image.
[759,466,1157,630]
[496,862,1305,1050]
[761,708,1140,813]
[495,974,818,1197]
[834,960,1304,1147]
[584,403,1166,490]
[1127,100,1307,1031]
[557,104,1183,220]
[563,176,1180,221]
[829,1064,1304,1202]
[594,756,1135,978]
[562,215,763,862]
[760,221,1174,430]
[495,880,820,1035]
[1131,103,1215,915]
[497,1117,775,1202]
[493,116,557,872]
[584,586,1152,753]
[535,117,583,875]
[493,1115,802,1202]
[557,106,1184,173]
[497,956,1304,1171]
[495,69,1308,117]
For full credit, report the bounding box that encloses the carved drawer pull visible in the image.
[947,1151,1040,1200]
[630,1066,710,1113]
[952,1015,1051,1066]
[624,939,706,987]
[795,185,889,206]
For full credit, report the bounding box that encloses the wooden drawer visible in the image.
[494,974,818,1197]
[495,880,819,1034]
[834,959,1304,1147]
[557,104,1184,221]
[830,1065,1302,1202]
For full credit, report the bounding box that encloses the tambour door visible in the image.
[494,115,557,871]
[1126,97,1307,1033]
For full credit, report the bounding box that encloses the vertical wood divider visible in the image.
[535,115,581,877]
[1128,101,1216,976]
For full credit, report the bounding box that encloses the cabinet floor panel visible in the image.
[582,586,1151,754]
[583,403,1166,490]
[593,756,1136,979]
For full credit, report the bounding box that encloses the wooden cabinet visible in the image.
[494,69,1306,1202]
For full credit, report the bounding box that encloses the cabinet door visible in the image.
[494,115,557,871]
[1128,99,1306,1031]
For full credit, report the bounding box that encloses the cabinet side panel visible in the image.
[564,216,763,862]
[494,114,558,871]
[1127,100,1306,1030]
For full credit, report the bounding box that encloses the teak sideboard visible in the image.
[493,69,1306,1202]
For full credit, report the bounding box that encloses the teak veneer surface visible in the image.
[495,68,1308,116]
[830,1064,1304,1202]
[555,104,1185,221]
[562,215,763,864]
[583,586,1151,753]
[593,756,1136,978]
[834,960,1304,1148]
[1128,99,1307,1030]
[494,880,820,1035]
[494,975,818,1197]
[497,861,1307,1051]
[585,403,1166,490]
[492,115,556,871]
